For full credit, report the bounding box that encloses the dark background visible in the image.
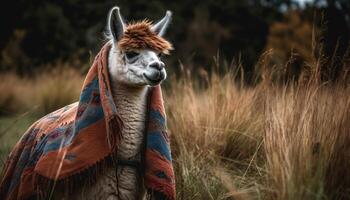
[0,0,349,82]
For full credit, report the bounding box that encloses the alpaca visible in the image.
[54,7,173,200]
[0,6,175,200]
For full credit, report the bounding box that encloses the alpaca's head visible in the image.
[106,7,173,87]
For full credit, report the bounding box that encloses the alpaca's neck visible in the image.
[110,84,148,158]
[111,84,148,126]
[108,47,149,160]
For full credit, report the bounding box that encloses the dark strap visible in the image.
[117,159,141,170]
[115,151,143,176]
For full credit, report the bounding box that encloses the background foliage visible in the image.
[0,0,349,82]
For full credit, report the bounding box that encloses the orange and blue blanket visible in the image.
[0,44,175,200]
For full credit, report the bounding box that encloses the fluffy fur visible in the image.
[118,21,173,54]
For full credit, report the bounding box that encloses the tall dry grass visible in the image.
[166,64,350,199]
[0,65,83,116]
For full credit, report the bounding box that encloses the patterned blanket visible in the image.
[0,44,175,200]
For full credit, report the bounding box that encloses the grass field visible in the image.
[0,61,349,199]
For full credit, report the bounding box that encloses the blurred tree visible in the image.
[264,0,350,82]
[0,1,24,50]
[0,0,289,75]
[318,0,350,81]
[0,0,115,74]
[174,0,285,83]
[265,10,315,80]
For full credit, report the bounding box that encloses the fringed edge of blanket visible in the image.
[33,116,123,199]
[34,152,117,199]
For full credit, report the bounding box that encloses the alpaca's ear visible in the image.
[151,10,172,37]
[107,6,125,42]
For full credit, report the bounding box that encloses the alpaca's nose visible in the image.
[149,61,164,70]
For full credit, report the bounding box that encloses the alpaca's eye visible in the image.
[125,51,139,60]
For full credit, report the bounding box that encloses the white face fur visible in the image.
[108,46,167,87]
[107,7,172,87]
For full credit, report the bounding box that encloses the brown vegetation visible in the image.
[0,55,349,199]
[0,66,83,116]
[166,58,350,199]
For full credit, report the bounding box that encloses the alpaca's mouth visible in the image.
[143,73,164,85]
